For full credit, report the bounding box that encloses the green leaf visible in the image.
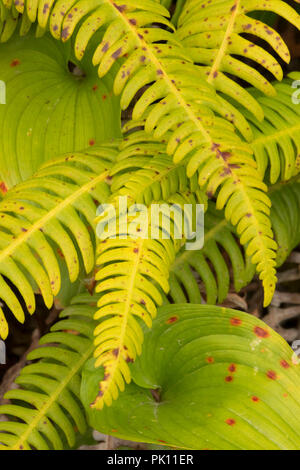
[82,304,300,450]
[0,31,121,188]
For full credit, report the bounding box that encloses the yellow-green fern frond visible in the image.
[0,294,97,450]
[110,137,203,205]
[0,145,117,338]
[117,130,278,307]
[1,0,255,139]
[177,0,300,119]
[92,187,205,409]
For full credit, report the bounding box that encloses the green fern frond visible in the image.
[170,176,300,306]
[247,75,300,183]
[177,0,300,119]
[0,295,96,450]
[0,145,117,339]
[269,177,300,266]
[170,201,255,305]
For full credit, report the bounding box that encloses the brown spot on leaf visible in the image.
[112,47,122,59]
[166,315,179,324]
[102,42,109,53]
[266,370,277,380]
[0,182,7,194]
[225,375,233,382]
[230,317,242,326]
[226,418,236,426]
[254,326,269,338]
[10,59,20,67]
[280,359,290,369]
[61,27,69,40]
[112,348,119,357]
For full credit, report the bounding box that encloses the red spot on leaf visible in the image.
[57,248,65,259]
[252,396,259,402]
[226,418,236,426]
[10,59,20,67]
[225,375,233,382]
[92,85,98,91]
[89,139,95,146]
[228,364,236,373]
[166,315,179,324]
[254,326,269,338]
[206,356,214,364]
[0,182,8,195]
[266,370,277,380]
[280,359,290,369]
[230,317,242,326]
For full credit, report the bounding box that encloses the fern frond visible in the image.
[1,0,254,139]
[0,145,117,338]
[0,1,280,305]
[170,201,255,305]
[269,177,300,267]
[247,75,300,183]
[116,130,278,307]
[0,295,96,450]
[170,177,300,305]
[92,184,206,409]
[110,135,204,205]
[177,0,300,119]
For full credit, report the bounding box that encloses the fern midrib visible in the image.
[95,236,144,407]
[106,0,211,144]
[0,170,109,264]
[171,218,228,269]
[207,0,240,83]
[11,341,94,450]
[252,122,300,146]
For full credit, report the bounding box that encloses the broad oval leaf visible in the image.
[82,304,300,450]
[0,31,121,188]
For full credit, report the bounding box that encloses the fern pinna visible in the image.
[0,0,300,450]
